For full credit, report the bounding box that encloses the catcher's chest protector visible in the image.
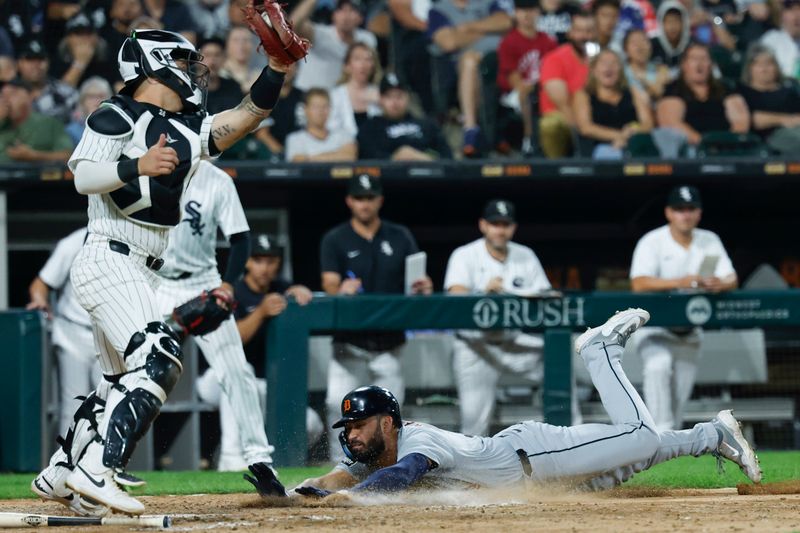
[105,95,205,227]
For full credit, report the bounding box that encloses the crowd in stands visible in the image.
[1,0,800,162]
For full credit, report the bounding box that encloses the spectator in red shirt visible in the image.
[538,9,594,158]
[497,0,558,155]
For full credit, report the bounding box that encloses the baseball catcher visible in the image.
[246,309,762,499]
[32,1,309,517]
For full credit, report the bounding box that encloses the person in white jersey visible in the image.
[156,160,275,471]
[31,28,298,516]
[243,309,761,499]
[630,185,737,431]
[444,199,580,436]
[27,227,101,436]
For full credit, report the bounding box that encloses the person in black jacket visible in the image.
[319,174,433,461]
[357,73,452,161]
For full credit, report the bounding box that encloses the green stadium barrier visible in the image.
[0,311,45,472]
[2,291,799,470]
[265,290,800,466]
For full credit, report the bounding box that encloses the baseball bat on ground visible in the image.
[0,512,171,528]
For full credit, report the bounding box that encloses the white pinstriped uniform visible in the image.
[37,228,102,435]
[156,160,274,465]
[66,103,213,381]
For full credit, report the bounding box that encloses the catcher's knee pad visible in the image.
[123,321,182,368]
[102,323,184,468]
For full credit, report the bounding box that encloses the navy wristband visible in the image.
[250,66,285,111]
[117,158,140,183]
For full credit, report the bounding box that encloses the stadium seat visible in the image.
[697,131,769,157]
[710,45,743,85]
[625,132,661,158]
[478,52,501,154]
[428,46,458,118]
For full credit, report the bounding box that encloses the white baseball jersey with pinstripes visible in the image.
[156,160,273,465]
[160,161,249,281]
[68,103,215,257]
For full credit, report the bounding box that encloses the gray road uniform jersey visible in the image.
[332,332,727,492]
[68,94,216,257]
[336,421,526,489]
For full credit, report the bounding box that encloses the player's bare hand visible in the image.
[268,57,292,73]
[485,276,504,293]
[259,293,287,317]
[700,276,725,292]
[6,143,39,161]
[67,34,96,64]
[138,134,180,176]
[286,285,313,305]
[218,282,235,299]
[25,298,51,317]
[339,278,362,295]
[411,276,433,295]
[678,274,703,290]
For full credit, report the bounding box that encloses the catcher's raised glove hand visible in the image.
[171,288,236,337]
[244,462,288,497]
[244,0,311,66]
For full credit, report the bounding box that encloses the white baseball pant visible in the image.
[633,327,703,431]
[51,317,102,436]
[196,368,324,470]
[495,333,662,481]
[157,276,274,465]
[326,342,404,462]
[453,333,583,436]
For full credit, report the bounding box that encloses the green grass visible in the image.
[3,451,798,500]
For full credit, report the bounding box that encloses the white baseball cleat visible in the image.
[66,464,145,515]
[31,468,109,517]
[712,410,762,484]
[574,308,650,354]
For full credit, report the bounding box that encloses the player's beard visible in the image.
[349,430,386,464]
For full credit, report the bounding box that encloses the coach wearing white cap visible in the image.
[444,199,581,436]
[630,185,738,431]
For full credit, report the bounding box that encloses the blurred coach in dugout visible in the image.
[629,185,737,431]
[444,200,581,435]
[320,174,433,459]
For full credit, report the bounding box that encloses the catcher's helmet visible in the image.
[118,29,209,111]
[332,386,402,429]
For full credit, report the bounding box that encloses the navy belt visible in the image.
[163,271,192,280]
[108,240,164,271]
[516,449,533,477]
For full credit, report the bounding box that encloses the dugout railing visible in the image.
[264,290,800,466]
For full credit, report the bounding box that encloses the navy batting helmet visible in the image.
[332,386,402,429]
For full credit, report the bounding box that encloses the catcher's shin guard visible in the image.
[58,389,107,467]
[101,322,183,469]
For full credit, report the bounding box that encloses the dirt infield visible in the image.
[1,489,799,532]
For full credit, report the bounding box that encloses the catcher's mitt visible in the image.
[171,288,236,337]
[244,462,288,497]
[244,0,311,66]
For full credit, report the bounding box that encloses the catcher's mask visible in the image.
[333,386,402,461]
[118,29,209,112]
